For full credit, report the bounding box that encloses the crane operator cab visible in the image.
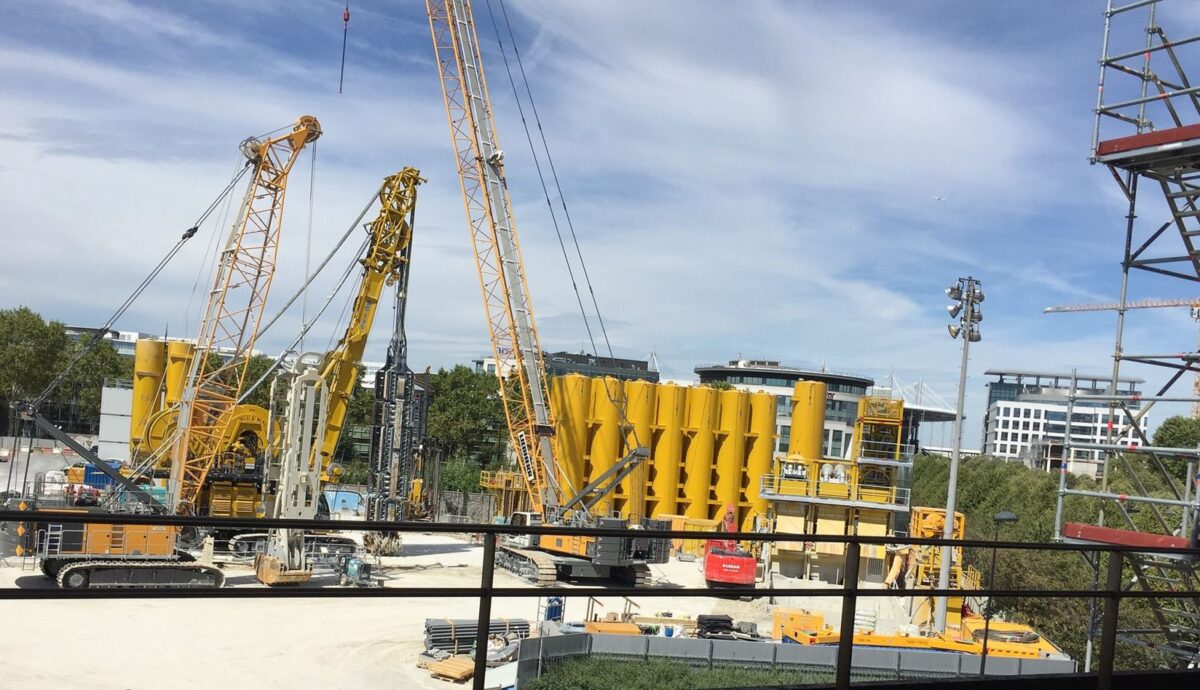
[506,511,542,549]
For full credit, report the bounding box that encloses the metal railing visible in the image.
[760,474,912,508]
[0,509,1198,690]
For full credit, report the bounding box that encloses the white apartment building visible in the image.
[981,370,1147,478]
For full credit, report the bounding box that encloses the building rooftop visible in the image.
[984,369,1144,385]
[695,359,874,387]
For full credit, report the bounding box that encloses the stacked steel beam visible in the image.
[423,618,531,655]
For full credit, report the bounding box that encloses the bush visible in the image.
[526,657,833,690]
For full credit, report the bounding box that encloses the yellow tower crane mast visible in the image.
[427,0,561,517]
[172,116,322,514]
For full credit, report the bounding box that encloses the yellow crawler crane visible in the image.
[427,0,670,585]
[172,116,322,515]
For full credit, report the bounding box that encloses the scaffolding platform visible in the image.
[1096,123,1200,173]
[1061,522,1194,554]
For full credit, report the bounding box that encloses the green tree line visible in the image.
[0,307,129,434]
[911,452,1180,670]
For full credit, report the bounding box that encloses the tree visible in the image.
[0,307,69,404]
[52,339,129,422]
[911,453,1169,671]
[1153,415,1200,454]
[426,365,506,464]
[704,380,734,391]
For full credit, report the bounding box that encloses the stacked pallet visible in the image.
[424,618,531,655]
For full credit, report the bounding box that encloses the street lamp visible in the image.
[934,276,984,633]
[980,510,1019,676]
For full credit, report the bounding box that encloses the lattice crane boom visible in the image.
[1043,297,1200,313]
[1045,296,1200,418]
[172,116,322,514]
[427,0,561,517]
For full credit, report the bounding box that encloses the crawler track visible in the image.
[56,560,225,589]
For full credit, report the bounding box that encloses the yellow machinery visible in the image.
[427,0,670,585]
[762,383,912,583]
[545,375,777,531]
[172,116,323,515]
[130,167,421,529]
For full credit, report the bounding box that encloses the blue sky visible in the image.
[3,1,1198,443]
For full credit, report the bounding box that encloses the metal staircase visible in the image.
[1055,0,1200,670]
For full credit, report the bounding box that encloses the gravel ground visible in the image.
[0,530,918,689]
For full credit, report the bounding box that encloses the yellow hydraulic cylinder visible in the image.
[622,379,656,521]
[164,341,195,407]
[789,381,827,460]
[716,389,749,524]
[551,374,591,497]
[744,391,777,530]
[682,386,718,520]
[588,376,622,518]
[130,339,167,456]
[649,383,686,517]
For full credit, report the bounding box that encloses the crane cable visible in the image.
[29,164,252,410]
[339,1,351,94]
[484,0,642,458]
[236,185,381,404]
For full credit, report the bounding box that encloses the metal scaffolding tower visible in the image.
[1055,0,1200,668]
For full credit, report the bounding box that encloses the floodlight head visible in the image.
[948,324,961,339]
[970,309,982,323]
[947,303,962,319]
[971,288,985,304]
[946,286,963,301]
[968,328,981,342]
[993,511,1018,524]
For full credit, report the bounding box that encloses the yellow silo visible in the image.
[649,383,686,517]
[715,389,749,522]
[621,379,656,521]
[743,391,777,530]
[551,374,591,497]
[682,386,719,520]
[164,340,195,407]
[130,339,167,457]
[588,376,622,517]
[789,380,827,459]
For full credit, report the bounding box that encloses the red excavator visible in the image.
[703,504,757,586]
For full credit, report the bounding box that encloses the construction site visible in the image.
[0,1,1199,689]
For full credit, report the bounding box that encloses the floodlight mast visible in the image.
[934,276,983,633]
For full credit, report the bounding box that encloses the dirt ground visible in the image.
[0,532,917,689]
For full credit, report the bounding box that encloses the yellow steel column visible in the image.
[588,376,622,517]
[622,379,656,521]
[130,339,167,457]
[649,383,685,517]
[164,341,196,407]
[682,386,718,520]
[716,389,749,524]
[743,391,777,531]
[550,374,591,498]
[789,381,827,459]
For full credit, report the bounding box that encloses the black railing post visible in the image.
[1097,551,1122,690]
[836,541,861,690]
[473,531,497,690]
